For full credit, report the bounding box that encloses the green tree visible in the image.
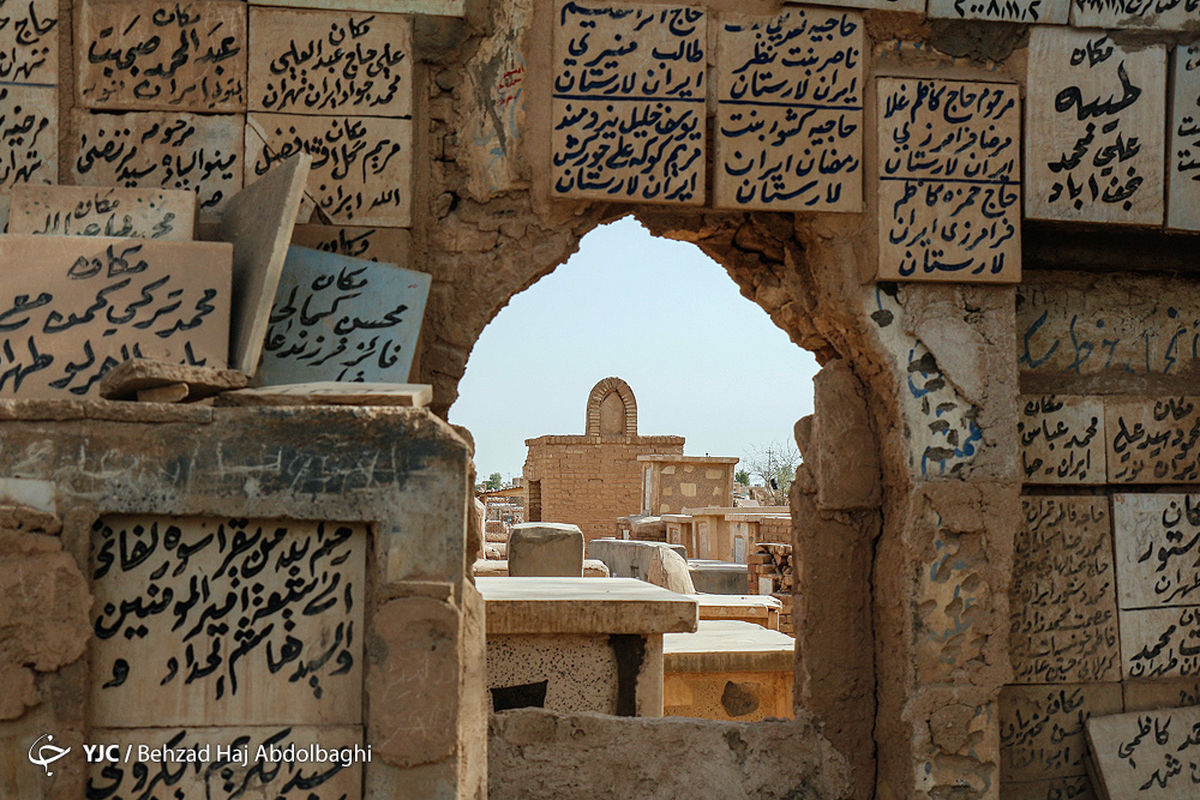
[735,468,750,486]
[484,472,504,490]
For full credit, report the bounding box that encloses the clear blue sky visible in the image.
[448,216,820,479]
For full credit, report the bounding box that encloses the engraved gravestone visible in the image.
[1000,683,1123,783]
[0,84,56,190]
[1168,44,1200,231]
[928,0,1068,23]
[1087,707,1200,799]
[0,0,57,85]
[1019,395,1106,484]
[8,185,196,239]
[1106,397,1200,484]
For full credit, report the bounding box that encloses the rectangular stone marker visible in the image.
[246,113,411,227]
[87,726,363,797]
[928,0,1068,22]
[91,515,366,726]
[1072,0,1200,28]
[1019,395,1106,484]
[251,0,464,17]
[876,77,1021,282]
[8,185,196,239]
[1087,707,1200,798]
[1121,606,1200,679]
[0,84,56,189]
[1026,29,1166,225]
[292,224,411,266]
[552,1,706,205]
[784,0,923,11]
[1114,493,1200,609]
[256,246,430,385]
[0,0,58,85]
[1011,496,1120,684]
[248,7,412,117]
[0,235,231,398]
[70,110,244,220]
[216,381,432,407]
[1169,44,1200,231]
[217,153,311,375]
[714,9,863,212]
[1000,683,1123,783]
[76,0,246,112]
[1124,678,1200,711]
[1106,397,1200,484]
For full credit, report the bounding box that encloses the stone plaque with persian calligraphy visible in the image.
[928,0,1068,22]
[0,84,56,190]
[1072,0,1200,28]
[91,515,365,726]
[0,0,57,85]
[1087,707,1200,799]
[1019,395,1106,484]
[1114,493,1200,609]
[714,9,863,212]
[70,110,244,220]
[1121,606,1200,679]
[1106,397,1200,484]
[0,235,230,398]
[251,0,464,17]
[77,0,246,113]
[292,224,411,266]
[876,77,1021,283]
[784,0,923,10]
[1124,678,1200,711]
[248,8,412,118]
[1011,496,1120,684]
[1169,44,1200,231]
[552,1,706,205]
[246,113,411,227]
[257,246,430,385]
[8,185,196,239]
[1026,29,1166,225]
[1000,683,1123,782]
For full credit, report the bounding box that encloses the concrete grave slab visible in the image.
[9,185,196,240]
[216,382,432,407]
[475,577,698,635]
[663,619,794,674]
[507,522,584,577]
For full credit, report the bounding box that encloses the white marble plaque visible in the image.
[714,9,863,212]
[0,84,56,190]
[8,185,196,239]
[1168,44,1200,231]
[1121,605,1200,679]
[877,77,1021,282]
[1087,707,1200,799]
[70,110,244,220]
[552,1,706,204]
[1011,496,1120,684]
[248,7,412,117]
[1026,29,1166,225]
[0,0,57,84]
[1114,493,1200,609]
[928,0,1068,22]
[1107,397,1200,484]
[257,246,430,385]
[91,515,365,726]
[1000,683,1124,782]
[1019,395,1106,484]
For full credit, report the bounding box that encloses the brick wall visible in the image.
[749,542,794,634]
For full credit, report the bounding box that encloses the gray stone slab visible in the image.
[688,560,749,595]
[215,382,432,408]
[216,153,311,374]
[98,358,247,401]
[476,576,699,635]
[588,538,688,581]
[508,523,585,578]
[255,246,429,385]
[9,185,196,240]
[1113,493,1200,609]
[1087,707,1200,798]
[1120,605,1200,680]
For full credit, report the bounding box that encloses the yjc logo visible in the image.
[27,733,70,776]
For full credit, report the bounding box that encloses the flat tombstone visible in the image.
[714,9,863,212]
[551,1,706,205]
[1106,397,1200,484]
[248,8,412,117]
[0,84,56,190]
[216,153,311,375]
[1169,44,1200,231]
[91,515,366,726]
[256,246,430,385]
[291,224,411,266]
[76,0,246,112]
[928,0,1068,21]
[70,110,244,220]
[1072,0,1200,28]
[1011,496,1120,684]
[250,0,464,16]
[999,683,1123,783]
[1087,708,1200,798]
[0,235,231,398]
[246,113,412,227]
[8,185,197,240]
[1113,493,1200,608]
[1120,606,1200,679]
[1018,395,1106,484]
[876,77,1021,283]
[0,0,58,85]
[508,523,585,577]
[1026,29,1166,225]
[215,382,432,407]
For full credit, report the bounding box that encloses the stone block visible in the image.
[0,0,58,85]
[1106,397,1200,484]
[1113,493,1200,608]
[927,0,1066,21]
[713,9,863,212]
[551,2,706,205]
[1026,29,1166,225]
[1120,605,1200,680]
[291,224,411,266]
[999,683,1122,783]
[216,382,432,407]
[248,7,412,117]
[508,522,584,577]
[0,235,232,398]
[812,359,879,509]
[1170,44,1200,231]
[1072,0,1200,27]
[1124,678,1200,712]
[0,84,56,191]
[646,546,695,594]
[255,246,430,385]
[1018,394,1106,484]
[251,0,464,16]
[877,77,1021,282]
[9,185,196,240]
[98,358,247,401]
[1087,707,1200,797]
[77,0,246,112]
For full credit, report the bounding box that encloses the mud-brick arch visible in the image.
[585,377,638,437]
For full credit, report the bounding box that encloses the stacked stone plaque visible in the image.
[1019,395,1106,484]
[1168,44,1200,231]
[1106,397,1200,484]
[1000,683,1123,784]
[1026,29,1166,225]
[0,235,231,398]
[245,8,413,228]
[714,9,863,212]
[1011,496,1120,684]
[551,1,706,204]
[876,77,1021,282]
[928,0,1068,22]
[8,185,197,239]
[1087,707,1200,798]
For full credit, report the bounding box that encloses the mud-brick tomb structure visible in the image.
[2,0,1200,798]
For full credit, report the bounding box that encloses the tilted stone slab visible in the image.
[99,358,247,401]
[1087,707,1200,798]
